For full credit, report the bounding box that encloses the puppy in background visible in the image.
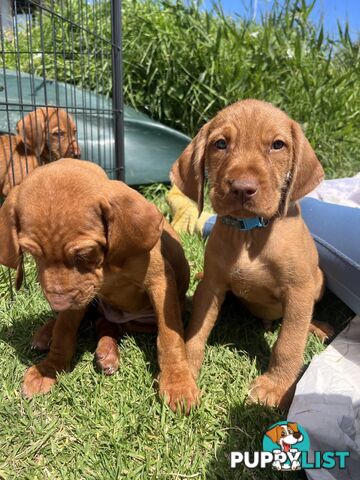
[0,107,80,197]
[171,99,329,409]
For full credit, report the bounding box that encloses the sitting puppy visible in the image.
[171,99,326,408]
[0,107,80,196]
[0,159,198,412]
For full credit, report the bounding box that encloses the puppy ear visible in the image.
[289,122,324,201]
[170,122,210,214]
[15,257,24,291]
[101,181,164,266]
[0,186,21,270]
[265,426,280,444]
[16,108,46,157]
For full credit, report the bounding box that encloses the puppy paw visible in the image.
[31,318,56,351]
[159,370,200,414]
[22,363,57,398]
[248,374,294,409]
[95,337,120,376]
[261,319,274,332]
[309,320,334,341]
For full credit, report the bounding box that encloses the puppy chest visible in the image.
[229,258,281,303]
[101,274,151,312]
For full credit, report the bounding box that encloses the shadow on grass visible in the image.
[0,284,353,381]
[205,393,358,479]
[0,308,56,367]
[0,281,353,424]
[208,286,353,369]
[206,292,272,373]
[0,297,161,379]
[0,290,275,387]
[204,401,307,480]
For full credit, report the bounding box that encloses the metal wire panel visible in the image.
[0,0,124,299]
[0,0,123,181]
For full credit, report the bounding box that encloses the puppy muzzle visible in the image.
[45,291,88,312]
[67,141,81,159]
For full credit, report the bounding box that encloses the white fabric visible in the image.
[288,315,360,479]
[98,300,156,325]
[307,174,360,208]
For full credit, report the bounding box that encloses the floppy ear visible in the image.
[265,426,281,444]
[101,181,164,266]
[16,108,46,157]
[170,122,210,214]
[0,186,21,270]
[289,121,324,201]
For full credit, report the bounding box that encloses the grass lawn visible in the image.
[0,184,354,479]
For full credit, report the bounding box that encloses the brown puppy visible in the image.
[171,99,327,409]
[0,107,80,196]
[0,159,199,412]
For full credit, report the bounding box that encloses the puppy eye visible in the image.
[215,139,227,150]
[52,130,65,136]
[73,248,101,268]
[271,140,285,150]
[75,254,88,265]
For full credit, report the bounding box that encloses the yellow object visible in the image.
[166,185,212,235]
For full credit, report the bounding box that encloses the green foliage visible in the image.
[123,0,359,177]
[4,0,359,177]
[3,0,113,93]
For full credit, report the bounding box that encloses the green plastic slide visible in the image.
[0,70,190,185]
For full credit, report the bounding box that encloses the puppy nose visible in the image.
[228,178,259,201]
[72,144,81,159]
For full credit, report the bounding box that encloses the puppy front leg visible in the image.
[248,286,314,409]
[22,309,85,397]
[148,263,200,414]
[185,279,226,379]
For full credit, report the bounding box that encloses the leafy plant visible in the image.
[3,0,359,177]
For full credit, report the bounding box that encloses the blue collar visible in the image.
[220,215,269,231]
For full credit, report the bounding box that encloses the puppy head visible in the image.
[171,99,324,219]
[0,185,21,268]
[0,159,163,311]
[16,107,81,161]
